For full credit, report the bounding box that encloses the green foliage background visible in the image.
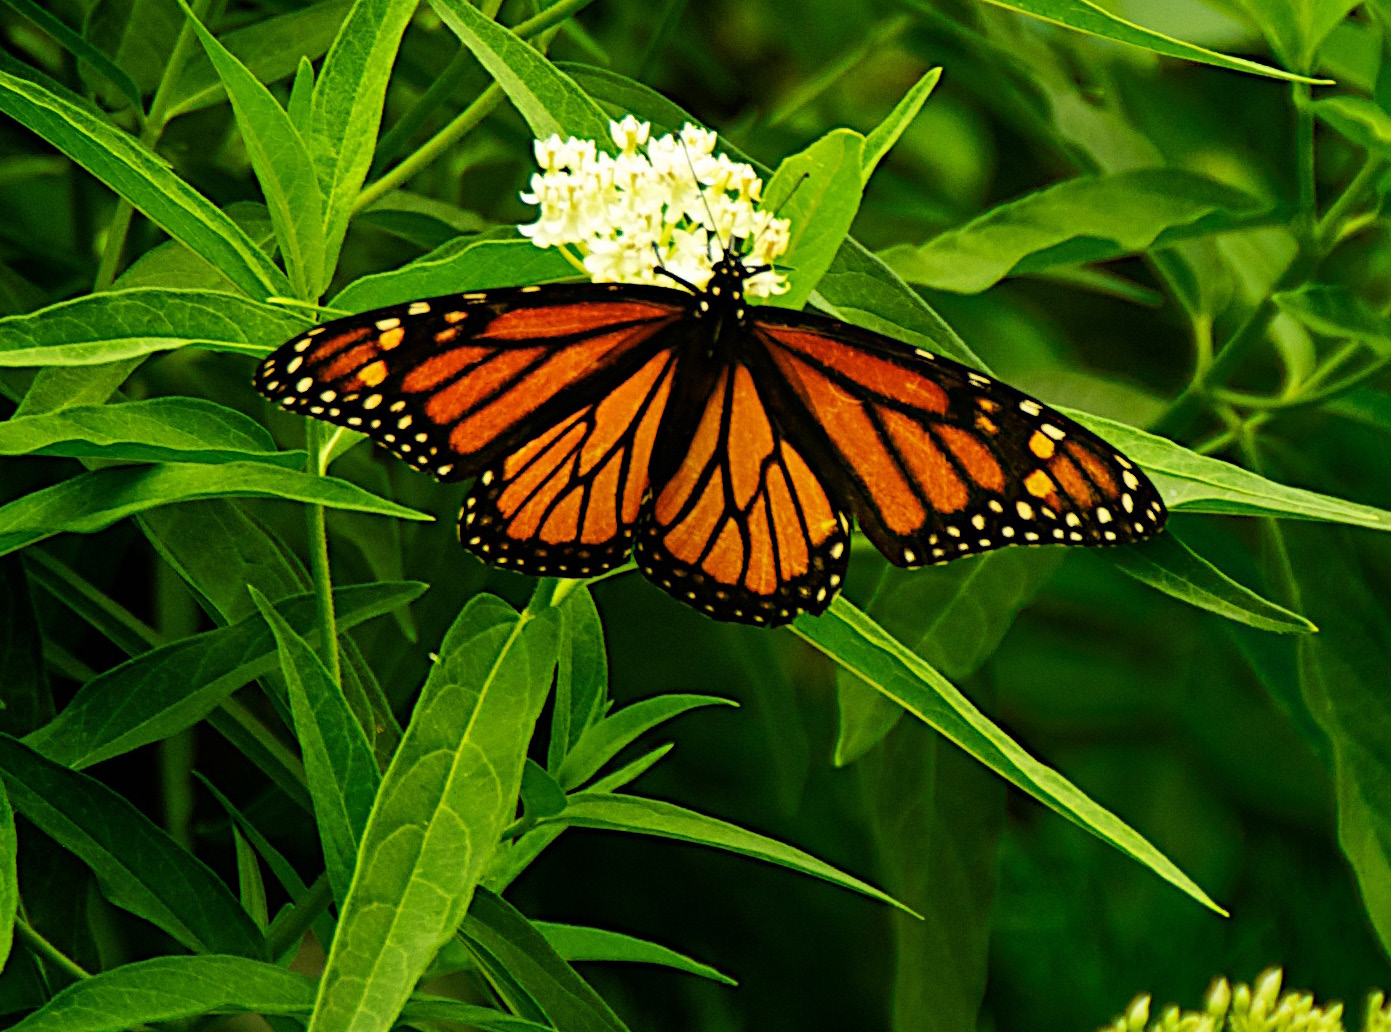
[1,0,1391,1029]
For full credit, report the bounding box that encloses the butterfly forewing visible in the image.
[750,313,1166,566]
[635,362,850,626]
[253,285,685,481]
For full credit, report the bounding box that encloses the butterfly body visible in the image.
[254,262,1166,626]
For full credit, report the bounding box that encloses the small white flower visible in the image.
[518,117,791,299]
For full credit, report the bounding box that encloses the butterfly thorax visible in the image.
[686,256,753,360]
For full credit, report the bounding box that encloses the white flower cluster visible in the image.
[519,116,791,298]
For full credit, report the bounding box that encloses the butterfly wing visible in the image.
[459,346,680,577]
[253,283,686,481]
[746,311,1167,566]
[634,358,851,626]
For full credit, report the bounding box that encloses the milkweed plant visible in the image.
[0,0,1388,1030]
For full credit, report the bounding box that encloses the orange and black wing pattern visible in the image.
[748,311,1166,567]
[635,361,851,625]
[252,283,684,482]
[459,347,679,578]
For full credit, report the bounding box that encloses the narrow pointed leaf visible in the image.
[0,781,14,969]
[308,595,559,1032]
[978,0,1327,82]
[309,0,418,277]
[0,288,307,367]
[5,955,316,1031]
[25,581,424,769]
[535,922,736,985]
[0,398,302,466]
[879,171,1266,293]
[861,68,941,183]
[1073,412,1391,530]
[251,586,383,905]
[460,887,628,1032]
[1110,532,1316,633]
[176,0,327,297]
[557,695,736,790]
[548,793,912,914]
[428,0,610,143]
[0,72,290,299]
[0,461,431,558]
[0,735,265,956]
[791,597,1225,914]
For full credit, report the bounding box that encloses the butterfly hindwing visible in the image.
[749,312,1167,566]
[253,284,686,481]
[459,348,679,577]
[635,361,850,626]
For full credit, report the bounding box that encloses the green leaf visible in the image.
[5,955,316,1031]
[815,237,985,367]
[1275,283,1391,353]
[459,887,629,1032]
[1310,96,1391,155]
[0,555,52,736]
[0,0,142,109]
[0,288,307,367]
[330,238,579,313]
[520,759,568,821]
[1285,526,1391,957]
[308,595,559,1032]
[978,0,1330,81]
[790,597,1225,914]
[0,72,291,300]
[1109,532,1317,633]
[0,734,265,955]
[308,0,418,278]
[765,129,867,311]
[176,0,327,299]
[547,584,608,775]
[165,0,350,119]
[0,461,431,558]
[25,581,422,770]
[1230,0,1359,70]
[548,792,913,913]
[534,921,736,985]
[836,550,1063,764]
[428,0,610,144]
[1072,411,1391,530]
[557,694,736,790]
[0,781,14,970]
[878,170,1267,293]
[861,67,941,183]
[0,398,303,466]
[232,825,270,932]
[397,997,558,1031]
[250,586,384,905]
[860,720,1001,1032]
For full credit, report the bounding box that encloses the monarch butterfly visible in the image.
[253,253,1166,626]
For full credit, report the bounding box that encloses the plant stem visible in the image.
[15,918,90,981]
[353,0,589,212]
[305,420,341,686]
[355,84,505,214]
[1315,156,1383,253]
[1292,81,1316,247]
[93,0,216,289]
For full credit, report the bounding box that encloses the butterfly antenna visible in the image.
[743,172,808,273]
[678,132,730,259]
